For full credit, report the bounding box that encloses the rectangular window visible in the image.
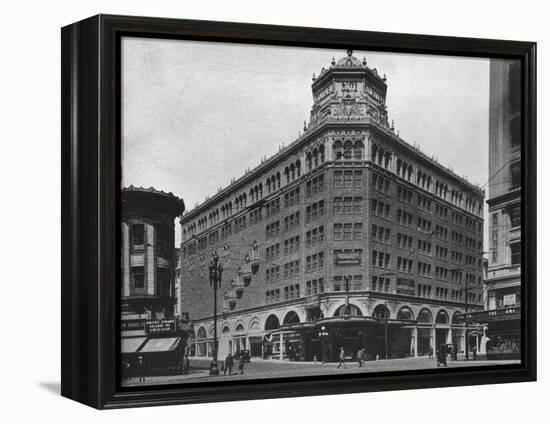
[333,224,343,241]
[334,171,343,188]
[510,242,521,266]
[344,171,353,187]
[343,223,353,240]
[344,197,353,214]
[354,170,363,187]
[354,197,363,214]
[510,161,521,189]
[130,224,145,249]
[131,266,145,289]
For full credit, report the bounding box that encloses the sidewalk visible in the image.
[121,356,520,387]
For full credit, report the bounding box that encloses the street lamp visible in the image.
[208,250,223,375]
[318,325,329,364]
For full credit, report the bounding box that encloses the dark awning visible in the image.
[121,337,147,353]
[138,337,181,353]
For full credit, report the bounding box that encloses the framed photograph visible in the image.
[61,14,536,409]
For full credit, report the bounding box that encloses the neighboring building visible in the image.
[180,51,485,362]
[120,186,187,377]
[462,59,521,359]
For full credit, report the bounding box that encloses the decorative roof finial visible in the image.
[363,57,367,66]
[303,120,307,131]
[391,119,395,131]
[312,72,316,81]
[347,49,353,57]
[331,57,336,66]
[383,73,387,81]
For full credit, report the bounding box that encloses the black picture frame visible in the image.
[61,14,537,409]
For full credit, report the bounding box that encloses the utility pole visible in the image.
[464,281,470,361]
[344,275,350,316]
[208,250,223,375]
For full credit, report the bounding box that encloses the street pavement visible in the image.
[122,356,520,387]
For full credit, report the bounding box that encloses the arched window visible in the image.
[221,325,231,334]
[372,304,390,319]
[290,163,295,181]
[295,160,301,177]
[319,145,325,163]
[333,141,343,160]
[371,144,378,161]
[353,140,364,160]
[259,183,263,198]
[417,308,433,324]
[452,311,462,324]
[313,148,319,167]
[334,304,362,317]
[397,306,415,321]
[276,173,281,189]
[306,152,312,170]
[284,167,290,184]
[436,310,450,325]
[306,307,324,322]
[265,314,280,331]
[384,151,392,168]
[343,140,353,160]
[197,327,207,339]
[235,323,245,333]
[283,311,300,325]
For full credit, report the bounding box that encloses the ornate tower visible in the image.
[309,50,389,129]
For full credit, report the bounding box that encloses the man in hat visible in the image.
[137,355,146,382]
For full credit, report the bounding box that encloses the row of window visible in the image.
[283,260,300,279]
[306,226,324,248]
[333,223,363,241]
[284,187,301,208]
[334,170,363,188]
[306,200,325,223]
[306,174,325,197]
[263,277,482,305]
[333,197,362,215]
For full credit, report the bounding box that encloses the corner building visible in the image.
[180,51,485,362]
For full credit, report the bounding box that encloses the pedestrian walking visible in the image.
[238,353,246,375]
[356,348,364,367]
[182,354,190,375]
[337,347,347,369]
[137,355,146,382]
[224,353,233,375]
[472,344,478,360]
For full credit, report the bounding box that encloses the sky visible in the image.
[121,37,492,246]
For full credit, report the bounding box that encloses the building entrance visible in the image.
[436,328,449,348]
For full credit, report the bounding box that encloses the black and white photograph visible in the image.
[119,38,522,386]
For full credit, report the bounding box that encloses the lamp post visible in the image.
[318,325,329,364]
[208,250,223,375]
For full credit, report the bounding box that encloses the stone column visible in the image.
[413,326,418,358]
[279,331,284,360]
[122,223,130,297]
[146,223,156,296]
[446,327,452,344]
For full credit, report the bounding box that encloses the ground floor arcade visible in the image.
[188,295,484,362]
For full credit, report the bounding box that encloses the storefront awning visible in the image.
[139,337,181,353]
[121,337,147,353]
